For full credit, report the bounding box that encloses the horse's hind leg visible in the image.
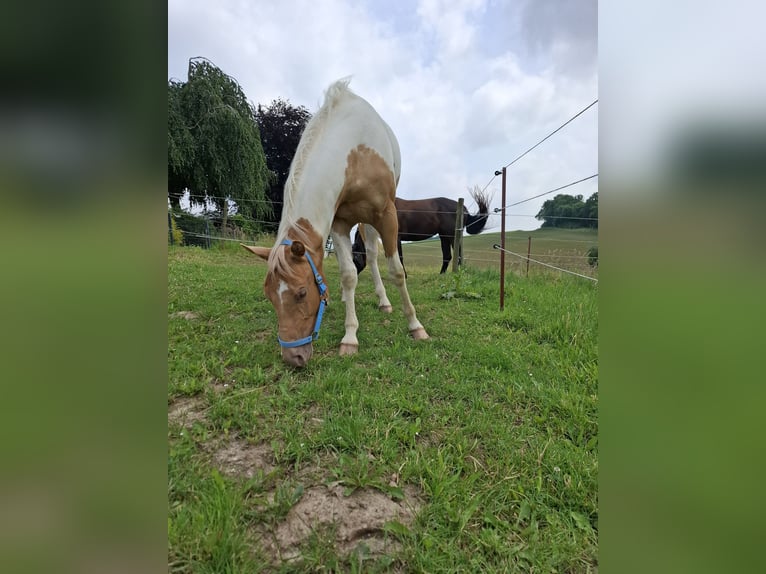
[331,226,361,356]
[439,235,452,274]
[376,208,429,340]
[363,225,393,313]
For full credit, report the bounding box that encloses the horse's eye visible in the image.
[296,287,308,301]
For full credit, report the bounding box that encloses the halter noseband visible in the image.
[277,239,328,348]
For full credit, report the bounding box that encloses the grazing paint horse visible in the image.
[352,195,490,275]
[242,79,428,368]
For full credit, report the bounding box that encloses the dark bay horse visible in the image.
[353,195,490,275]
[241,79,428,367]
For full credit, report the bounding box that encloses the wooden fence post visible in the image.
[452,197,464,273]
[526,236,532,276]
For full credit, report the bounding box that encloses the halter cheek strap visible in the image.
[277,239,328,348]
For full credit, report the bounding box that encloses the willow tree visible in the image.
[167,58,271,229]
[167,79,194,211]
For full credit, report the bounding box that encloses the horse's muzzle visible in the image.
[281,343,313,368]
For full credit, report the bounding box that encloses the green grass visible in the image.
[168,232,598,573]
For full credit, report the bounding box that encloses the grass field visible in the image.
[168,230,598,573]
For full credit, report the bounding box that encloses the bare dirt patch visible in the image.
[210,380,238,396]
[303,403,325,431]
[261,483,423,563]
[168,396,206,428]
[213,439,276,479]
[170,310,199,320]
[294,452,338,484]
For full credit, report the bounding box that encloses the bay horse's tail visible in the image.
[465,189,490,234]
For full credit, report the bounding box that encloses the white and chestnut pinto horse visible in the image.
[242,79,428,367]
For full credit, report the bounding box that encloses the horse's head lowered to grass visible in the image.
[242,222,328,368]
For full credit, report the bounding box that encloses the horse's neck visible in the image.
[278,182,339,244]
[279,132,349,242]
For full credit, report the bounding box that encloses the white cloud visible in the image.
[416,0,486,58]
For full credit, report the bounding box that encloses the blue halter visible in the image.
[277,239,328,348]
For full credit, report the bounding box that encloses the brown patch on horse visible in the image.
[333,145,399,257]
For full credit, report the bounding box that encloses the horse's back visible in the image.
[395,197,457,213]
[312,81,400,184]
[394,197,461,241]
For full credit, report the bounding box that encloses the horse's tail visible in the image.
[464,192,490,235]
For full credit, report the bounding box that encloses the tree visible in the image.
[583,192,598,228]
[535,192,597,229]
[167,80,194,211]
[255,98,312,230]
[167,58,271,229]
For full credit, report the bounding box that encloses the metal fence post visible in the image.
[168,212,173,245]
[499,168,507,310]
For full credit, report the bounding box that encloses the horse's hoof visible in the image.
[410,328,429,340]
[339,343,359,356]
[379,305,393,314]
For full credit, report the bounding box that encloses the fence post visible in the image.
[205,217,211,249]
[452,197,464,273]
[168,212,173,245]
[498,168,507,310]
[526,236,531,276]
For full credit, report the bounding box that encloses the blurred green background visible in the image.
[0,1,166,572]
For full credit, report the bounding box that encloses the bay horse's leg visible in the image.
[363,225,393,313]
[439,235,452,274]
[397,238,407,279]
[376,207,429,340]
[330,227,361,355]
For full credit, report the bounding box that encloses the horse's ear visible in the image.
[241,244,271,261]
[290,241,306,258]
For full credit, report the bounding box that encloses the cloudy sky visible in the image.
[168,0,598,232]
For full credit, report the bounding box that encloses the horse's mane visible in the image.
[267,218,315,281]
[271,78,354,279]
[280,77,353,231]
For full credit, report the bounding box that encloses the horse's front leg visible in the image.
[439,235,452,274]
[331,229,360,355]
